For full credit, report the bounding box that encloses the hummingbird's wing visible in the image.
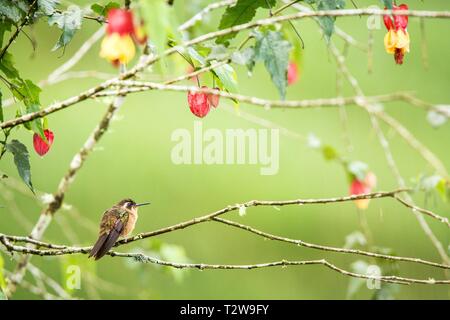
[89,207,129,260]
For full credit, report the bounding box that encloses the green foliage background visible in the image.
[0,0,449,299]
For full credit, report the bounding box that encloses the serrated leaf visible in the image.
[48,5,83,51]
[212,63,238,93]
[6,139,34,193]
[9,79,45,139]
[0,0,28,24]
[26,103,45,140]
[0,20,12,48]
[90,2,120,17]
[216,0,276,46]
[186,46,206,65]
[38,0,59,16]
[317,0,346,40]
[0,52,20,79]
[231,47,255,71]
[252,30,291,99]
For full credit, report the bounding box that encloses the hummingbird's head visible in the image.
[117,198,151,210]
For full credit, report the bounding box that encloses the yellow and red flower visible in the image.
[349,172,377,210]
[100,9,144,65]
[383,4,410,65]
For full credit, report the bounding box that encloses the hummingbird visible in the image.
[89,198,150,260]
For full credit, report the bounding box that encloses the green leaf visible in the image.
[6,139,34,193]
[0,0,28,24]
[0,52,20,79]
[435,178,448,202]
[186,46,206,65]
[91,2,120,17]
[38,0,59,16]
[322,145,338,161]
[15,79,41,105]
[216,0,276,46]
[48,5,83,51]
[252,30,291,99]
[9,79,45,139]
[212,63,239,93]
[381,0,393,9]
[317,0,346,40]
[0,21,12,48]
[231,47,255,71]
[26,103,45,140]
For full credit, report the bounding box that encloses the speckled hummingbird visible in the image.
[89,199,150,260]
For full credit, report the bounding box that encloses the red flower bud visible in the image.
[287,61,299,86]
[393,4,409,31]
[207,88,220,108]
[106,9,135,36]
[188,87,210,118]
[383,14,394,30]
[33,129,54,157]
[349,178,371,210]
[384,4,409,31]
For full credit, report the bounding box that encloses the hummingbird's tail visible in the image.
[89,233,108,260]
[89,220,124,260]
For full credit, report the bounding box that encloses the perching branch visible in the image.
[1,189,449,276]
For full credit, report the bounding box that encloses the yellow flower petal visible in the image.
[354,199,370,210]
[396,30,410,53]
[100,33,136,64]
[384,30,398,54]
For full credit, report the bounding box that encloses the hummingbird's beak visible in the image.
[135,202,151,207]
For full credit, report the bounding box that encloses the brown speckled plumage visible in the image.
[89,198,149,260]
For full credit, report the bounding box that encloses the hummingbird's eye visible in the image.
[126,202,133,208]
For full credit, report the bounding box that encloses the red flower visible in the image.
[349,171,377,210]
[207,88,220,108]
[287,61,299,85]
[33,129,54,157]
[106,9,135,36]
[383,4,410,65]
[188,87,210,118]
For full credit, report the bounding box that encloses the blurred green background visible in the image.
[0,0,449,299]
